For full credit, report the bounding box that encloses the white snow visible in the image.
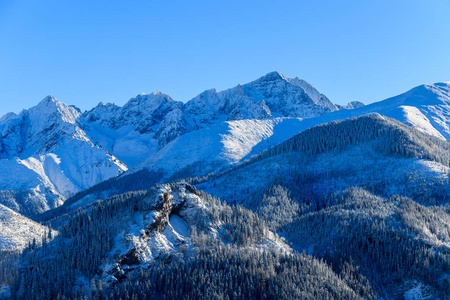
[134,117,306,178]
[169,214,189,237]
[403,280,435,300]
[0,77,449,217]
[299,82,450,140]
[398,105,445,138]
[101,183,291,286]
[0,204,55,250]
[0,96,128,214]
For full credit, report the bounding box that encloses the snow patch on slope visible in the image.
[397,106,444,138]
[0,204,54,250]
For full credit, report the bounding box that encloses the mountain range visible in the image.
[0,72,356,217]
[1,72,450,299]
[2,72,449,218]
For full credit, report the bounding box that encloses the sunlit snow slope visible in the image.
[1,75,449,216]
[0,97,127,216]
[302,82,450,139]
[0,204,52,250]
[134,118,307,179]
[135,82,450,179]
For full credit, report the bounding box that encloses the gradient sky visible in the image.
[0,0,449,116]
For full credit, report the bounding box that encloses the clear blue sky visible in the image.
[0,0,449,116]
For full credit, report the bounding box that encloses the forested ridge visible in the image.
[5,184,368,300]
[191,114,450,186]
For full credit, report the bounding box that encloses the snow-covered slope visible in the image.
[357,82,450,139]
[300,82,450,140]
[0,204,52,251]
[155,72,339,145]
[0,97,127,216]
[196,114,450,207]
[80,72,341,163]
[134,117,308,180]
[0,73,339,215]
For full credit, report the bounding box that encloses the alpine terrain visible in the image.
[1,72,450,299]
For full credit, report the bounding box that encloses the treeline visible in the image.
[263,114,450,166]
[37,169,163,223]
[189,114,450,188]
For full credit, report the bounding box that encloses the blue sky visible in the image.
[0,0,449,116]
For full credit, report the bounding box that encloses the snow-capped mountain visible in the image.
[337,100,365,110]
[81,92,180,166]
[2,74,449,219]
[76,73,329,172]
[0,96,82,158]
[0,97,127,216]
[132,82,450,182]
[75,72,344,180]
[80,72,342,164]
[0,72,339,216]
[85,92,178,133]
[155,72,339,144]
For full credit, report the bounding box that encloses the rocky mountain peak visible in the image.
[257,71,287,82]
[30,95,81,125]
[37,95,59,105]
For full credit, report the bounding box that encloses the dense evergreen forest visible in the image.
[6,184,365,299]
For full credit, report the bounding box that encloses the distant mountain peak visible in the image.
[151,91,168,96]
[128,91,175,104]
[340,101,365,110]
[0,111,18,122]
[39,95,58,104]
[257,71,287,82]
[34,95,69,109]
[34,95,61,110]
